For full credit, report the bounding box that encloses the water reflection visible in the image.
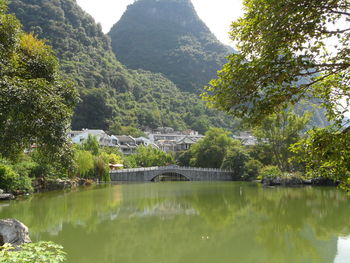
[0,182,349,263]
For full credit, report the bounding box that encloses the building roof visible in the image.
[176,136,197,145]
[115,135,136,143]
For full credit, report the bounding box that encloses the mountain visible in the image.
[108,0,232,93]
[8,0,239,133]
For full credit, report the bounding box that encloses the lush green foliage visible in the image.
[221,146,250,173]
[108,0,231,93]
[291,127,350,188]
[74,150,94,178]
[0,163,33,193]
[0,1,78,160]
[203,0,350,126]
[244,159,263,180]
[73,137,124,180]
[109,125,145,138]
[9,0,239,132]
[177,128,261,179]
[182,128,237,168]
[259,166,283,179]
[253,110,311,172]
[81,135,100,155]
[126,146,175,168]
[93,152,111,182]
[0,242,66,263]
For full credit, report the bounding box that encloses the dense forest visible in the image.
[8,0,240,133]
[109,0,231,93]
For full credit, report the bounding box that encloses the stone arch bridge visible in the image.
[110,166,235,182]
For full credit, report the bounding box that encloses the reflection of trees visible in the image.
[0,184,123,236]
[0,183,350,263]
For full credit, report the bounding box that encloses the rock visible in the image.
[33,177,79,192]
[78,178,93,186]
[311,177,339,186]
[0,219,31,246]
[262,176,305,186]
[0,194,15,201]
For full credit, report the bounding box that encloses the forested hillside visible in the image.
[8,0,239,133]
[108,0,231,93]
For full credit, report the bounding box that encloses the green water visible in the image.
[0,182,350,263]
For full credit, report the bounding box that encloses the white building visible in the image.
[69,129,116,147]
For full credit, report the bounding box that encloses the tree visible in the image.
[203,0,350,125]
[129,146,175,168]
[94,154,110,182]
[290,127,350,188]
[202,0,350,186]
[253,110,311,172]
[74,150,94,178]
[81,135,100,155]
[186,128,239,168]
[221,146,250,177]
[0,1,78,160]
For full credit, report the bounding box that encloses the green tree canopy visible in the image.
[203,0,350,125]
[291,127,350,188]
[184,128,239,168]
[127,146,175,168]
[253,110,311,172]
[0,1,78,160]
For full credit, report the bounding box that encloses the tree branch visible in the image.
[329,10,350,16]
[321,27,350,34]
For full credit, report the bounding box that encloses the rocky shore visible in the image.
[262,176,339,187]
[0,189,15,201]
[0,178,95,201]
[32,177,94,192]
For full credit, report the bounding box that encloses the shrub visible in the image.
[74,150,94,178]
[0,241,66,263]
[94,154,110,182]
[259,165,282,179]
[12,161,38,178]
[221,147,250,176]
[244,159,263,180]
[0,163,33,193]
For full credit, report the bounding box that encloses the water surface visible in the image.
[0,182,349,263]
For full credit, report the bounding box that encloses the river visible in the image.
[0,182,349,263]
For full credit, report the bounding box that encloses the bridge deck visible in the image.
[110,166,235,182]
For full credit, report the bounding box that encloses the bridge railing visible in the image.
[110,166,233,173]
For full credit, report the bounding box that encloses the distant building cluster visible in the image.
[232,131,258,146]
[68,127,204,155]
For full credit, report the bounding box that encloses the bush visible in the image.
[243,159,263,180]
[0,163,33,193]
[94,154,110,182]
[221,147,250,177]
[0,241,66,263]
[259,165,282,179]
[12,161,38,178]
[75,150,94,178]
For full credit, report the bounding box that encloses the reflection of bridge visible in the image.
[110,166,235,182]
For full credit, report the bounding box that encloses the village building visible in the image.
[113,135,137,155]
[68,127,203,154]
[232,132,258,146]
[148,128,204,153]
[69,129,116,147]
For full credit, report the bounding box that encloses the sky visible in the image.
[76,0,243,46]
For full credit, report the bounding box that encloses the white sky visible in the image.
[76,0,243,46]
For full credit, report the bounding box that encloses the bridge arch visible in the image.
[149,171,191,182]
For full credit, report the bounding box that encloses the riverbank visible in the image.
[0,177,95,200]
[261,176,339,187]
